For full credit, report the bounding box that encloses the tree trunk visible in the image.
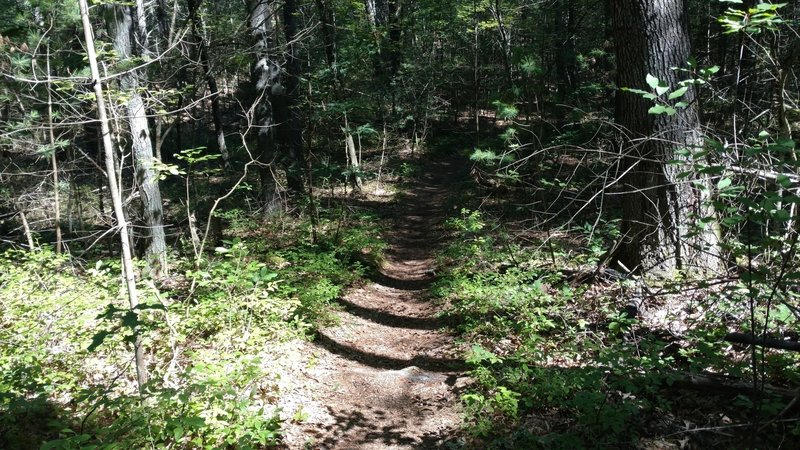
[154,0,171,53]
[316,0,337,70]
[46,45,62,254]
[248,0,283,214]
[344,114,363,191]
[79,0,148,391]
[18,208,35,250]
[611,0,720,274]
[473,0,480,140]
[282,0,306,191]
[554,0,578,97]
[491,0,513,90]
[364,0,388,28]
[187,0,229,168]
[386,0,402,80]
[106,4,168,278]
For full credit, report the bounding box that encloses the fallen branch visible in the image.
[728,165,800,184]
[668,371,796,399]
[725,332,800,352]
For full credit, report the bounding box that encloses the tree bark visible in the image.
[18,208,35,250]
[315,0,337,70]
[491,0,513,90]
[282,0,306,191]
[46,45,62,254]
[344,115,363,190]
[611,0,720,273]
[364,0,388,28]
[386,0,402,80]
[248,0,283,214]
[105,4,168,278]
[473,0,480,140]
[554,1,578,97]
[187,0,229,168]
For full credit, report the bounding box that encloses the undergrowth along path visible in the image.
[284,156,469,449]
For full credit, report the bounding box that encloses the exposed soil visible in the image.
[281,156,469,449]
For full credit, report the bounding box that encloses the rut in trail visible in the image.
[284,156,468,449]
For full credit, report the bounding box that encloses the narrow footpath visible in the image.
[283,157,468,449]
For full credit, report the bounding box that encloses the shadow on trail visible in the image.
[365,270,433,290]
[307,406,459,449]
[335,297,455,330]
[314,333,468,373]
[314,407,414,448]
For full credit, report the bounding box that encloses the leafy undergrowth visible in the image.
[434,208,800,449]
[0,207,385,449]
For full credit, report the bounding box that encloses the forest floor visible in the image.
[280,155,470,449]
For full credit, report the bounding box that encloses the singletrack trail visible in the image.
[283,156,469,449]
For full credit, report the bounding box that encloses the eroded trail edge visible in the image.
[283,157,467,449]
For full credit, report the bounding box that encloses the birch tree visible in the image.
[247,0,283,213]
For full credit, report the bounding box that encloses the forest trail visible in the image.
[283,156,468,449]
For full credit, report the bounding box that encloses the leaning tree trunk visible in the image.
[106,4,168,278]
[611,0,720,274]
[80,0,148,390]
[46,46,62,254]
[248,0,283,214]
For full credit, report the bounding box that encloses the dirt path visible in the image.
[282,157,468,449]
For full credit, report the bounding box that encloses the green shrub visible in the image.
[0,207,386,449]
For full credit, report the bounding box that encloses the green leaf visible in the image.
[622,87,656,100]
[621,87,649,95]
[466,344,502,365]
[756,2,784,11]
[655,85,670,96]
[492,100,519,120]
[774,209,790,221]
[777,174,792,189]
[646,73,660,89]
[717,178,732,190]
[183,416,206,428]
[668,86,689,100]
[173,426,184,441]
[648,105,676,115]
[470,148,499,163]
